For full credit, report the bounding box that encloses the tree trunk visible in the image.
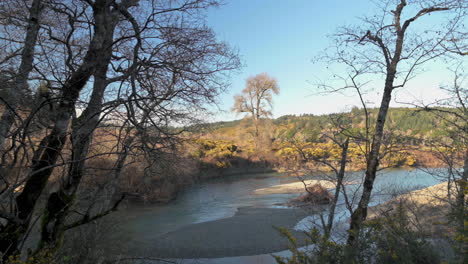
[0,0,43,149]
[347,79,394,245]
[326,138,349,237]
[38,9,116,250]
[454,148,467,261]
[0,1,112,258]
[346,13,407,245]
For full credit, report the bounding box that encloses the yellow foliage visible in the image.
[191,139,238,158]
[7,251,55,264]
[215,161,230,168]
[189,138,240,168]
[405,155,417,166]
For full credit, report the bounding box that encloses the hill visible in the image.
[186,107,454,171]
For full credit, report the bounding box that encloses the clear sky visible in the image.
[205,0,467,121]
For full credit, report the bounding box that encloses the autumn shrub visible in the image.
[190,139,240,168]
[292,184,333,205]
[382,152,418,168]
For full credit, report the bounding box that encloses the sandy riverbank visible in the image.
[367,181,450,234]
[253,179,355,195]
[368,181,448,216]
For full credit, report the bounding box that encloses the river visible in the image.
[100,168,443,263]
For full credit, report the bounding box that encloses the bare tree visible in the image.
[0,0,239,259]
[1,0,122,257]
[294,115,352,238]
[416,67,467,262]
[232,72,279,144]
[318,0,467,247]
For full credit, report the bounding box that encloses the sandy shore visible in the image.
[253,179,355,195]
[368,181,448,217]
[130,207,309,258]
[366,181,452,239]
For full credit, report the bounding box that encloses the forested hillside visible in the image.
[188,107,454,171]
[199,107,442,140]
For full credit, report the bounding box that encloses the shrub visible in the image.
[292,184,333,205]
[365,204,441,264]
[275,203,441,264]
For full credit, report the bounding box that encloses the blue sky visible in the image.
[205,0,466,121]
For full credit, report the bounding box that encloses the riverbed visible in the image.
[100,168,443,263]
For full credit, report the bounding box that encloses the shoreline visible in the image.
[124,164,439,205]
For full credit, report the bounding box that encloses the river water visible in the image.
[104,173,299,246]
[102,168,443,263]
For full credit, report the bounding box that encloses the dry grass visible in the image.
[368,182,452,236]
[299,184,333,204]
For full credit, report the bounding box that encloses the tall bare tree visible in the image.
[318,0,467,247]
[232,72,279,144]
